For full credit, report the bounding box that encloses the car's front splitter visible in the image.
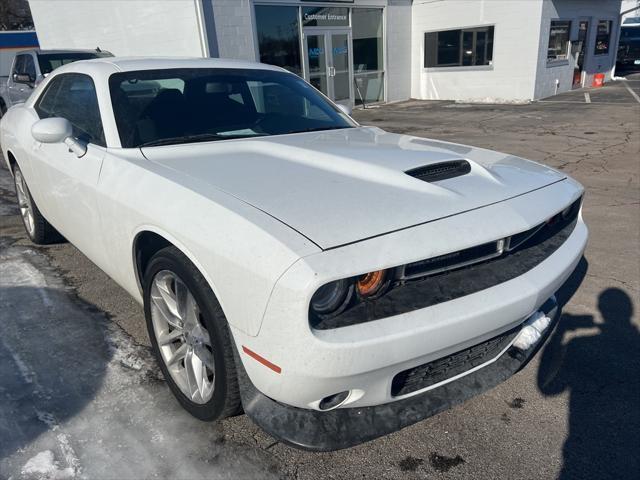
[238,297,559,451]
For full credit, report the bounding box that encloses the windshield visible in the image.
[108,68,356,148]
[37,52,112,75]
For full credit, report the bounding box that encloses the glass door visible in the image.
[305,33,329,97]
[330,32,352,105]
[304,30,353,106]
[573,21,589,88]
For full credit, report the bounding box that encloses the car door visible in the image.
[31,73,107,265]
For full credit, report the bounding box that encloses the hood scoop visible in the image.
[406,160,471,183]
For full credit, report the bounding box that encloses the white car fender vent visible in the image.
[405,160,471,183]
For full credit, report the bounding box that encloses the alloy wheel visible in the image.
[14,169,35,237]
[150,270,216,404]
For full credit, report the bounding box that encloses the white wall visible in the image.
[411,0,543,102]
[386,0,412,102]
[534,0,622,99]
[621,0,640,21]
[207,0,256,61]
[28,0,205,57]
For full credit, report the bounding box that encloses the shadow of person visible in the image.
[0,286,111,460]
[537,288,640,479]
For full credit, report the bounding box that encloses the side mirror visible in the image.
[13,73,34,85]
[32,117,73,143]
[337,103,352,116]
[32,118,87,157]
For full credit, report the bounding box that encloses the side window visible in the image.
[23,55,36,79]
[35,76,64,118]
[35,74,106,147]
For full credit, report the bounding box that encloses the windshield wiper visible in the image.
[291,126,351,134]
[139,132,262,148]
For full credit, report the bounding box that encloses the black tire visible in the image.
[13,164,61,245]
[143,246,241,421]
[0,99,6,118]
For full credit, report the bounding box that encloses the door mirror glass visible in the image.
[31,117,73,144]
[14,73,34,85]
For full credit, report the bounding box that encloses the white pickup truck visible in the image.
[0,49,112,117]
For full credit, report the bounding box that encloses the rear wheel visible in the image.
[13,165,59,244]
[143,246,241,420]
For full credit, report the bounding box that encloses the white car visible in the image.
[0,58,587,451]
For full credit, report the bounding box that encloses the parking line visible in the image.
[623,81,640,104]
[537,100,632,105]
[584,92,591,103]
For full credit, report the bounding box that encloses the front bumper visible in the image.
[232,180,586,410]
[239,297,560,451]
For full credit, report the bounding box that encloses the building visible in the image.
[1,0,38,77]
[621,0,640,23]
[0,30,39,77]
[28,0,622,105]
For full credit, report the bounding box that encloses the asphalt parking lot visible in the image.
[1,76,639,480]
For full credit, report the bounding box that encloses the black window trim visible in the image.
[423,24,496,70]
[593,18,614,57]
[547,19,572,64]
[34,72,106,148]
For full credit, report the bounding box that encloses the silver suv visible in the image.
[0,49,112,116]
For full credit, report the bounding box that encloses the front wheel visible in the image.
[143,246,241,420]
[13,165,60,244]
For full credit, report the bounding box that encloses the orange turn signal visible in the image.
[242,346,282,374]
[356,270,387,297]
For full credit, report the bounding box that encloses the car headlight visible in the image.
[309,278,353,317]
[309,269,391,321]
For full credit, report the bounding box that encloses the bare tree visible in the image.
[0,0,34,31]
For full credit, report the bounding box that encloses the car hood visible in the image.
[142,127,565,250]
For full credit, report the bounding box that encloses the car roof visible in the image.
[81,56,287,73]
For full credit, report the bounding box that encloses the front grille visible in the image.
[391,325,521,397]
[311,196,581,330]
[402,240,502,280]
[406,160,471,183]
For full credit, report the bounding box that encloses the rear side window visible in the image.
[35,73,106,147]
[37,52,110,75]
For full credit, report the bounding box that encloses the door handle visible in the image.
[329,67,336,77]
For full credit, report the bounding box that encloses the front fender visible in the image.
[96,151,319,337]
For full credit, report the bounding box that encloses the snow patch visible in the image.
[56,433,81,477]
[512,311,551,350]
[20,451,75,479]
[454,97,531,105]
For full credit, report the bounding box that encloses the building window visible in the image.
[594,20,613,55]
[424,26,494,68]
[547,20,571,62]
[352,8,384,104]
[254,6,302,76]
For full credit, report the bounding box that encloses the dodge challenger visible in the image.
[0,58,587,451]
